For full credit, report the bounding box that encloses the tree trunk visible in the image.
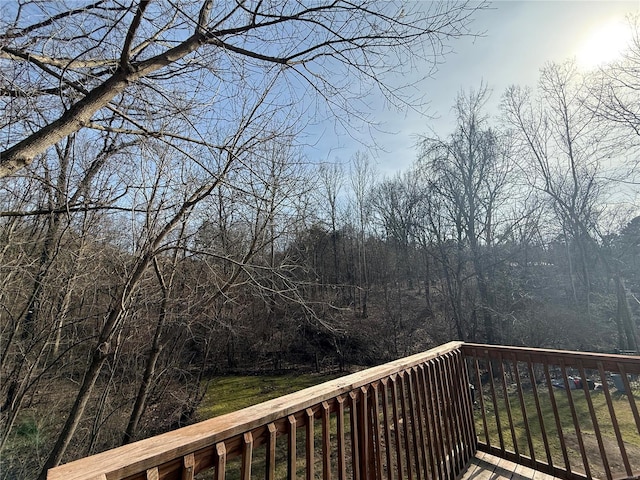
[38,346,110,479]
[615,276,638,351]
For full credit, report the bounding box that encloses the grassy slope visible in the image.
[198,373,343,419]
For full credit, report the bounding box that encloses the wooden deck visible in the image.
[47,343,640,480]
[461,452,563,480]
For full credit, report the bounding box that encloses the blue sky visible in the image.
[308,0,639,176]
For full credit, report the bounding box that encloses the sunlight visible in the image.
[576,17,633,70]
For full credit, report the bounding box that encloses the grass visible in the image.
[198,372,343,419]
[1,415,50,480]
[476,385,640,478]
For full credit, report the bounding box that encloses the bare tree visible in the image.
[587,16,640,141]
[318,162,345,287]
[349,152,377,318]
[35,91,291,475]
[1,0,485,178]
[580,15,640,196]
[370,170,423,289]
[418,85,513,343]
[120,229,185,446]
[503,62,611,316]
[0,130,133,460]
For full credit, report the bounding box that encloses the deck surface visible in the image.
[460,452,564,480]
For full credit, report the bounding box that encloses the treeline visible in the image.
[3,31,640,480]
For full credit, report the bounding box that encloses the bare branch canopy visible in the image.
[0,0,483,177]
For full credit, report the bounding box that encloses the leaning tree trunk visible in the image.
[38,247,155,479]
[122,258,170,445]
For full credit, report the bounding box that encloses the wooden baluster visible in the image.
[513,359,535,463]
[380,380,394,480]
[359,385,371,480]
[390,375,404,480]
[526,359,553,467]
[577,361,611,479]
[559,359,592,478]
[618,364,640,436]
[412,367,429,476]
[336,396,347,480]
[288,415,297,480]
[498,353,519,460]
[241,432,253,480]
[597,362,632,478]
[306,408,315,480]
[182,453,195,480]
[406,369,422,480]
[321,401,332,480]
[371,383,384,480]
[398,372,414,480]
[417,364,438,479]
[542,362,571,473]
[215,442,227,480]
[443,354,461,474]
[430,359,451,478]
[349,391,361,480]
[146,467,159,480]
[424,360,438,478]
[487,355,505,454]
[473,356,490,448]
[267,423,277,480]
[445,355,462,473]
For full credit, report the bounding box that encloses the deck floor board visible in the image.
[459,453,564,480]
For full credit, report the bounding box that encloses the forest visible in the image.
[1,2,639,479]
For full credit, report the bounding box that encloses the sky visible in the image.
[310,0,640,176]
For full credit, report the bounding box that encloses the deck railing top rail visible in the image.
[462,343,640,374]
[48,341,467,480]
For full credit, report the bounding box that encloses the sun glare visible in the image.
[576,18,633,70]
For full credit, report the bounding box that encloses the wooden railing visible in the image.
[462,344,640,480]
[49,342,639,480]
[48,341,476,480]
